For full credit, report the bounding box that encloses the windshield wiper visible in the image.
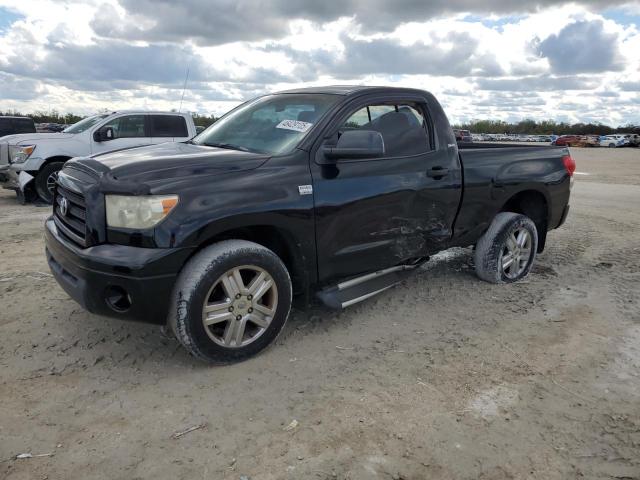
[202,142,251,152]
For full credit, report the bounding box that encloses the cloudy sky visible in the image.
[0,0,639,126]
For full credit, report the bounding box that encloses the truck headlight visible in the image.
[9,145,36,164]
[105,195,179,229]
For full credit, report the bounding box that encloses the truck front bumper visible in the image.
[3,162,38,192]
[3,165,32,192]
[45,217,194,325]
[2,156,47,190]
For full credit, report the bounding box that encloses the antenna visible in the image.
[179,66,190,113]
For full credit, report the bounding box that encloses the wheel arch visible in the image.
[184,224,310,300]
[43,155,72,167]
[22,155,71,174]
[499,189,549,253]
[28,155,72,174]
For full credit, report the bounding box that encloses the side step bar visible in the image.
[316,259,427,309]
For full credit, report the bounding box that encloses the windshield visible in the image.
[193,94,340,155]
[63,114,109,134]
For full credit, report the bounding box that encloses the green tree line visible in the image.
[2,110,637,134]
[453,119,639,135]
[191,113,219,128]
[0,109,84,125]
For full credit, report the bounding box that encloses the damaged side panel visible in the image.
[311,149,462,285]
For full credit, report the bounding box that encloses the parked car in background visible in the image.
[581,135,599,147]
[1,111,197,203]
[453,129,472,142]
[599,135,629,148]
[0,116,37,182]
[552,135,582,147]
[622,133,639,147]
[0,116,36,137]
[36,123,67,133]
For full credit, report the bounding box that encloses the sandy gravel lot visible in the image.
[1,147,639,480]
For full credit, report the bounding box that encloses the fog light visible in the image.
[105,285,132,312]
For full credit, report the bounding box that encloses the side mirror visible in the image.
[323,130,385,160]
[93,126,115,142]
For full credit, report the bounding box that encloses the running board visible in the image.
[316,261,426,310]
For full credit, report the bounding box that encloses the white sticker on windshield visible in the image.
[276,119,313,133]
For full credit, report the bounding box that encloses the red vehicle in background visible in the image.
[552,135,581,147]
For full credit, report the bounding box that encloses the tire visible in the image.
[608,143,615,148]
[169,240,292,364]
[35,161,65,204]
[474,212,538,284]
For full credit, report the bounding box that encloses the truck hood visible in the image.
[0,133,75,144]
[67,141,270,185]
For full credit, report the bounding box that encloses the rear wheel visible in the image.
[35,161,64,204]
[608,143,616,148]
[474,212,538,284]
[169,240,292,364]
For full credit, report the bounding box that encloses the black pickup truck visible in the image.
[45,86,573,363]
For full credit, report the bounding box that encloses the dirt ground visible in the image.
[1,147,639,480]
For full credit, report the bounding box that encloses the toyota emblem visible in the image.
[59,196,69,216]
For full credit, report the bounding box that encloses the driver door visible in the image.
[310,99,461,284]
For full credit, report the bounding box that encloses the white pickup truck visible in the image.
[0,111,197,203]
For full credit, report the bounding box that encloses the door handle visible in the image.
[426,167,449,178]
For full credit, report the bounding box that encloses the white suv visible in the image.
[0,111,197,203]
[599,134,629,148]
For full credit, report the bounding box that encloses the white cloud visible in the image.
[0,0,638,125]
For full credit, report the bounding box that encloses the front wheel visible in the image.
[35,161,65,204]
[169,240,292,364]
[474,212,538,284]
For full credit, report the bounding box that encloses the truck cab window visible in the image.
[342,107,370,129]
[368,105,396,122]
[151,115,188,137]
[103,115,146,138]
[340,104,431,157]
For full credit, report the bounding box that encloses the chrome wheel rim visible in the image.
[202,265,278,348]
[500,228,532,279]
[46,172,58,195]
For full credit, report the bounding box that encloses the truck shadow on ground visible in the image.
[42,245,556,376]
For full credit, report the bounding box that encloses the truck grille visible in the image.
[53,185,88,247]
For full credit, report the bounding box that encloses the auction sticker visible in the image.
[276,119,313,133]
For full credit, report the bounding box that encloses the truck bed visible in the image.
[457,142,558,150]
[451,143,571,249]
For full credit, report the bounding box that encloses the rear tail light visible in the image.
[562,154,575,176]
